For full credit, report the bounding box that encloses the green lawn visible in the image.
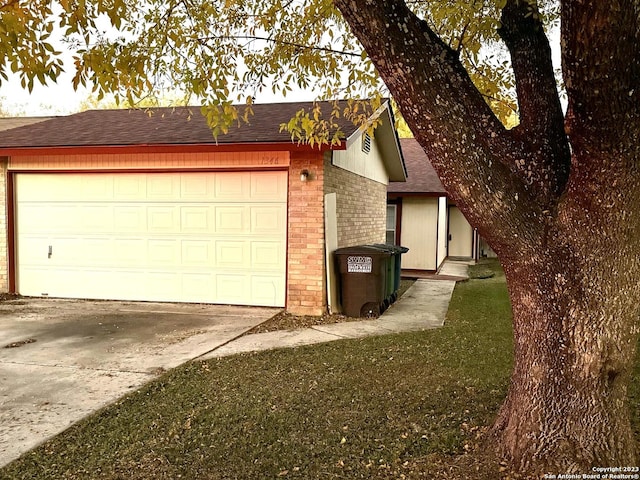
[3,261,635,479]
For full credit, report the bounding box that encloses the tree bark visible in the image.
[333,0,640,474]
[493,164,640,472]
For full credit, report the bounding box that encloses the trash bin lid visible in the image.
[334,245,392,256]
[370,244,409,254]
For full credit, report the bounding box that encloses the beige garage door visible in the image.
[15,171,287,307]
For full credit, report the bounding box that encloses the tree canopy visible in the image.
[0,0,530,130]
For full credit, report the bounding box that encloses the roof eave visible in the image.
[342,100,407,182]
[376,102,407,182]
[0,140,348,157]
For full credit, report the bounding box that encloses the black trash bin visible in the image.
[334,245,392,318]
[371,244,409,303]
[367,244,395,304]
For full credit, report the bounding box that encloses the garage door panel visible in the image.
[181,240,214,266]
[251,206,286,233]
[17,267,48,296]
[114,239,146,264]
[144,271,181,298]
[31,267,101,298]
[147,174,180,200]
[114,175,146,199]
[19,205,80,233]
[77,238,113,265]
[215,206,247,233]
[17,236,49,265]
[51,206,83,232]
[181,273,215,299]
[147,206,180,233]
[80,175,114,200]
[147,240,180,265]
[14,205,49,232]
[93,270,151,300]
[216,241,248,267]
[181,206,213,232]
[215,274,248,303]
[250,171,287,201]
[80,206,115,232]
[180,174,212,199]
[251,276,285,306]
[78,270,121,299]
[16,172,286,307]
[16,175,79,202]
[42,237,83,266]
[114,207,146,232]
[251,242,284,269]
[215,173,250,201]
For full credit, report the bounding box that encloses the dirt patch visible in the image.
[246,311,362,334]
[0,293,21,302]
[3,338,37,349]
[248,279,416,334]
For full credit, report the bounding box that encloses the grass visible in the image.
[2,262,513,479]
[6,259,624,479]
[467,262,496,280]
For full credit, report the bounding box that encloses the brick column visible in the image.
[287,152,326,315]
[0,159,8,292]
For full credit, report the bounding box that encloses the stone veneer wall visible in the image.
[323,152,387,248]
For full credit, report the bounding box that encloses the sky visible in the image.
[1,71,90,116]
[0,69,318,117]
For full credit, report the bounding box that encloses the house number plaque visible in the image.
[347,256,372,273]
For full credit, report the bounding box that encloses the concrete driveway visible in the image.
[0,298,277,467]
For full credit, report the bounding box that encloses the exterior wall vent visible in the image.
[362,133,372,154]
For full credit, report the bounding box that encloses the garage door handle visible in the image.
[48,245,52,259]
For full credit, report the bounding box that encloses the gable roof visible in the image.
[0,101,380,150]
[388,138,446,195]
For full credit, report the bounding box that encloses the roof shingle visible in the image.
[0,101,367,149]
[388,138,446,194]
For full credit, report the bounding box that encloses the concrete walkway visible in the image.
[201,259,470,359]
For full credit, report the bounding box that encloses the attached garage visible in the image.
[0,101,406,315]
[14,171,287,306]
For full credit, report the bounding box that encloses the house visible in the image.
[0,117,57,131]
[0,101,406,316]
[387,138,495,273]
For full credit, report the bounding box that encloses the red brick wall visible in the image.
[286,152,326,315]
[323,155,387,248]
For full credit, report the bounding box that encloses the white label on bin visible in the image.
[347,256,372,273]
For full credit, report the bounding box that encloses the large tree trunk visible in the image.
[494,262,638,472]
[334,0,640,474]
[491,147,640,473]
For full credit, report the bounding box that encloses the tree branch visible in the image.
[333,0,546,258]
[562,0,640,147]
[498,0,571,199]
[197,35,362,58]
